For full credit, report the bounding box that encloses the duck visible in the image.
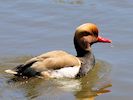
[5,23,112,78]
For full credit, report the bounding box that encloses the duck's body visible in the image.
[8,50,82,78]
[5,23,111,78]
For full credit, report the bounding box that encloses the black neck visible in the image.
[76,49,91,57]
[76,50,95,78]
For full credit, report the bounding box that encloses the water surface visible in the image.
[0,0,133,100]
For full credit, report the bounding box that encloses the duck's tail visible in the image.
[5,64,23,75]
[5,60,38,77]
[5,69,17,74]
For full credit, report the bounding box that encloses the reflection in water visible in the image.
[5,56,112,100]
[75,60,112,100]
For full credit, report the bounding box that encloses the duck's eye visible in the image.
[81,32,91,36]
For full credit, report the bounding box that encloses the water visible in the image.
[0,0,133,100]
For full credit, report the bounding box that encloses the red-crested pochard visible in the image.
[5,23,112,78]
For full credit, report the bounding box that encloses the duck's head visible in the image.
[74,23,112,56]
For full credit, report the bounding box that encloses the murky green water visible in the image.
[0,0,133,100]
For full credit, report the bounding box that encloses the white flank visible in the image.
[50,66,80,78]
